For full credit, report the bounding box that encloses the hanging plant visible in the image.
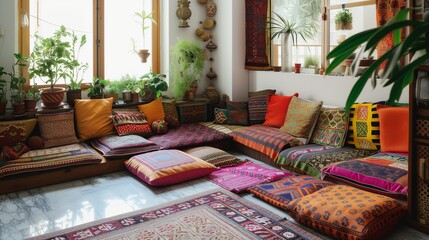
[335,8,353,30]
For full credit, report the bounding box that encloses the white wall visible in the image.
[0,1,17,73]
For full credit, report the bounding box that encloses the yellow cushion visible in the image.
[347,103,381,150]
[138,97,165,125]
[75,98,115,141]
[0,118,37,147]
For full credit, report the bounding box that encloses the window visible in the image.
[19,0,160,87]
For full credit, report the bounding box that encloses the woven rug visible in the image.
[30,189,324,240]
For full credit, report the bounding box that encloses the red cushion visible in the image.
[262,93,299,128]
[377,106,409,153]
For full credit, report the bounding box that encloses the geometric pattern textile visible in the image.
[226,101,249,126]
[36,111,79,148]
[207,161,292,193]
[276,144,378,178]
[347,102,381,150]
[29,189,324,240]
[110,111,152,137]
[162,99,180,128]
[91,134,160,158]
[310,108,348,147]
[0,118,37,148]
[321,152,408,196]
[184,146,244,168]
[213,108,228,124]
[248,94,270,125]
[248,176,334,210]
[287,185,405,240]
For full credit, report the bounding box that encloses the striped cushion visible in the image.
[347,103,381,150]
[91,135,160,158]
[248,95,270,125]
[227,101,249,126]
[184,146,243,168]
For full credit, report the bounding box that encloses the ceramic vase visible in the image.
[281,33,292,72]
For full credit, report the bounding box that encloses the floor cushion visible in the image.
[207,161,291,193]
[184,146,243,168]
[321,152,408,197]
[248,176,333,210]
[226,100,249,125]
[310,107,348,147]
[124,149,217,186]
[377,106,409,153]
[248,94,270,125]
[347,102,381,150]
[287,185,405,240]
[263,93,299,128]
[276,144,378,178]
[36,111,79,148]
[138,97,165,125]
[110,111,152,137]
[91,135,160,158]
[0,118,37,148]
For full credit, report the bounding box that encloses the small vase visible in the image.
[294,63,301,73]
[13,103,25,115]
[138,49,150,63]
[66,89,82,107]
[281,32,292,72]
[122,90,133,104]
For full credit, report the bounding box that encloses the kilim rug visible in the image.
[29,189,325,240]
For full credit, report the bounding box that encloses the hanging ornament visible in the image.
[206,1,217,17]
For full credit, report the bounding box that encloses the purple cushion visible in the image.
[91,135,160,158]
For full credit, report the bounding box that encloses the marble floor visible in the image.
[0,153,428,240]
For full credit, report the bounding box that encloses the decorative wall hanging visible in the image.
[177,0,192,28]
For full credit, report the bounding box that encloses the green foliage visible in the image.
[268,12,319,45]
[133,10,157,51]
[335,9,353,25]
[304,56,319,68]
[9,53,28,104]
[87,77,108,98]
[135,72,168,98]
[65,32,88,90]
[25,85,41,101]
[170,40,205,100]
[326,9,429,111]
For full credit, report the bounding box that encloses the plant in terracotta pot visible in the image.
[9,53,28,115]
[171,40,205,100]
[134,72,168,101]
[132,10,157,63]
[0,67,8,115]
[87,77,108,99]
[29,25,73,108]
[24,84,41,112]
[104,80,120,104]
[335,8,353,30]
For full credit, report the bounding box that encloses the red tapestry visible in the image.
[245,0,271,70]
[376,0,406,69]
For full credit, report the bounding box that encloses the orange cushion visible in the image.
[377,106,409,153]
[75,98,115,141]
[138,97,165,125]
[262,93,299,128]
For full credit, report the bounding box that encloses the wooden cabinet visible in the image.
[409,65,429,234]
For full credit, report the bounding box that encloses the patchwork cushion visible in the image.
[207,161,291,193]
[280,97,323,144]
[248,89,276,97]
[277,144,377,178]
[347,103,381,150]
[321,152,408,196]
[111,112,152,137]
[125,149,217,186]
[91,135,160,158]
[184,146,243,168]
[248,176,334,210]
[162,99,179,128]
[287,185,405,240]
[213,108,228,124]
[248,94,270,125]
[263,93,299,128]
[377,106,409,153]
[75,98,115,141]
[138,97,165,125]
[0,119,37,147]
[36,111,79,148]
[310,108,348,147]
[226,101,249,125]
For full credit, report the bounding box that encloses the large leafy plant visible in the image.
[268,12,319,44]
[135,72,168,98]
[65,31,88,90]
[326,9,429,111]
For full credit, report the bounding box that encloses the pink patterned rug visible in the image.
[207,161,292,193]
[30,189,323,240]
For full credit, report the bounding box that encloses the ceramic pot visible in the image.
[122,90,133,104]
[24,99,37,112]
[104,93,118,104]
[294,63,301,73]
[138,49,150,63]
[281,33,292,72]
[66,89,81,107]
[13,103,25,115]
[41,87,66,108]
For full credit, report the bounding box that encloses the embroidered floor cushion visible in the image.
[287,185,405,240]
[110,112,152,137]
[226,101,249,125]
[125,149,217,186]
[248,176,334,210]
[310,107,348,147]
[184,146,243,168]
[321,152,408,196]
[276,144,377,178]
[248,94,270,125]
[347,103,381,150]
[207,161,292,193]
[91,135,160,158]
[36,111,79,148]
[0,118,37,147]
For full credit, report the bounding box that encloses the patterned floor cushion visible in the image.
[248,176,334,210]
[184,146,243,168]
[287,185,405,240]
[276,144,378,178]
[321,152,408,197]
[230,125,302,160]
[0,143,103,179]
[148,123,232,149]
[91,135,160,158]
[207,161,291,193]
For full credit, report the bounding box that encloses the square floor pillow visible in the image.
[36,111,79,148]
[226,101,249,125]
[0,118,37,147]
[184,146,243,168]
[263,93,299,128]
[310,107,348,147]
[248,94,271,125]
[138,97,165,125]
[111,111,152,137]
[347,102,381,150]
[75,98,115,141]
[248,176,333,210]
[91,134,160,158]
[287,185,405,240]
[125,149,217,186]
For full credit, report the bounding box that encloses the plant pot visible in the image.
[122,90,133,104]
[66,89,82,107]
[138,49,150,63]
[13,103,25,115]
[104,93,118,104]
[140,87,155,101]
[132,92,140,103]
[0,101,7,115]
[41,87,66,108]
[24,99,37,112]
[335,22,352,30]
[294,63,301,73]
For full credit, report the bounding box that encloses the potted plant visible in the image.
[133,10,157,63]
[29,25,72,108]
[116,75,139,103]
[87,77,108,99]
[9,53,28,115]
[134,72,168,101]
[104,80,119,104]
[171,40,205,100]
[326,9,429,111]
[335,8,353,30]
[24,85,40,112]
[301,56,320,74]
[0,67,8,115]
